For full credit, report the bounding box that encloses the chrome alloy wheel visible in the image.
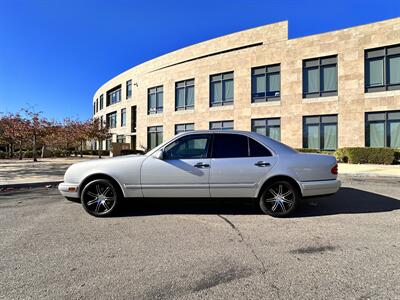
[260,181,298,216]
[81,179,117,216]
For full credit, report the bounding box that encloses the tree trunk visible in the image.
[80,140,83,158]
[98,139,102,158]
[41,144,45,158]
[33,134,37,162]
[10,142,14,158]
[19,140,23,160]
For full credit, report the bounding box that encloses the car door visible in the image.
[209,133,277,198]
[141,134,212,197]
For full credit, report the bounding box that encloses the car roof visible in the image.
[147,130,297,156]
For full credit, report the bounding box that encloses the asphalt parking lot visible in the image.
[1,177,399,299]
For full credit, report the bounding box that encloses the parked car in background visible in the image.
[59,131,340,217]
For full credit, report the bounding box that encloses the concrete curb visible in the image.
[338,174,400,184]
[1,173,399,191]
[0,181,62,190]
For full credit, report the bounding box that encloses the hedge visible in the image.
[334,147,396,165]
[120,149,145,156]
[296,148,334,156]
[297,147,398,164]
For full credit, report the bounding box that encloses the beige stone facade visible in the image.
[92,18,400,151]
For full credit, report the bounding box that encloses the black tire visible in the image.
[80,179,120,217]
[259,180,300,217]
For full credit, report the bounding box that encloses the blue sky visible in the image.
[0,0,399,121]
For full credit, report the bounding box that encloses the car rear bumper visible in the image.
[58,182,79,199]
[300,179,341,197]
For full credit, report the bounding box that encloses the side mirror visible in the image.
[153,149,164,160]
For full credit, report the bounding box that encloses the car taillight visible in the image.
[331,164,338,175]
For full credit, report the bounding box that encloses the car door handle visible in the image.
[194,162,210,168]
[254,161,270,167]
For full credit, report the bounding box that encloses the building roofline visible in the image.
[93,17,400,99]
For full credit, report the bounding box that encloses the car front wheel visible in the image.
[81,179,119,217]
[259,180,299,217]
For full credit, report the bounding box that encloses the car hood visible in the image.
[64,155,146,183]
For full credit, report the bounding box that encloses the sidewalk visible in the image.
[338,163,400,178]
[0,157,399,189]
[0,157,97,187]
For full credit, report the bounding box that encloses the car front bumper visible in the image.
[300,179,341,197]
[58,182,80,199]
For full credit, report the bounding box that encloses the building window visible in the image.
[251,64,280,102]
[209,120,234,130]
[210,72,234,106]
[303,55,337,98]
[126,80,132,99]
[175,123,194,135]
[116,135,126,144]
[147,126,163,150]
[131,136,136,151]
[95,98,98,113]
[251,118,281,141]
[365,44,400,93]
[99,94,103,110]
[175,79,194,110]
[106,86,121,106]
[303,115,338,150]
[93,102,96,115]
[365,111,400,148]
[98,139,103,151]
[100,116,103,128]
[148,86,163,114]
[106,111,117,129]
[106,138,112,150]
[121,108,126,127]
[91,140,97,151]
[131,106,137,132]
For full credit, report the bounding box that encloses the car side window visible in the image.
[249,138,272,157]
[212,134,248,158]
[163,134,210,160]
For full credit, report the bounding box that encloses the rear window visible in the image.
[249,138,272,157]
[212,134,272,158]
[212,134,248,158]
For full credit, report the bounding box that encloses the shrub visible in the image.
[394,150,400,164]
[0,151,8,159]
[23,150,43,158]
[296,148,334,155]
[80,150,92,155]
[93,150,110,157]
[296,148,320,153]
[334,147,395,165]
[52,150,63,157]
[334,148,348,163]
[120,149,145,156]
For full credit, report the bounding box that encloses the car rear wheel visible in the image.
[81,179,119,217]
[259,180,299,217]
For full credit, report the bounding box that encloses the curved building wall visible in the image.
[93,18,400,151]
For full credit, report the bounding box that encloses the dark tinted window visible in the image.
[212,134,248,158]
[249,138,272,157]
[164,134,210,159]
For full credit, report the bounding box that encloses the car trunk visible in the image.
[292,153,338,182]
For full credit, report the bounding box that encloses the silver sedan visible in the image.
[59,130,340,217]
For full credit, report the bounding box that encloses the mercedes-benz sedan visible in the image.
[59,130,340,217]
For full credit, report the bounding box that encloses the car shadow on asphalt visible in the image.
[112,187,400,218]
